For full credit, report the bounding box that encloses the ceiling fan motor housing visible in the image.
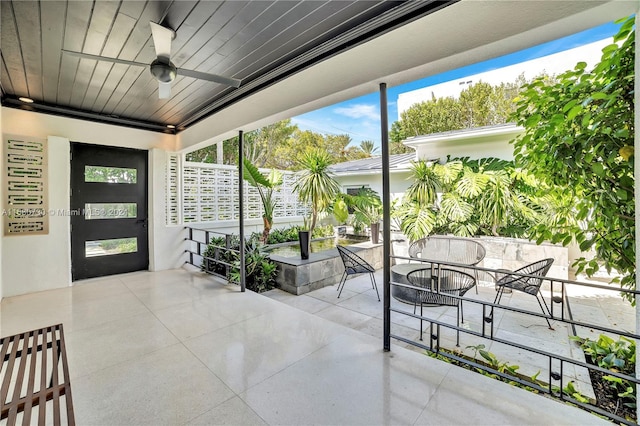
[150,59,177,83]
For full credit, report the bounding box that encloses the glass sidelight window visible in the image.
[84,166,137,184]
[85,237,138,258]
[84,203,137,220]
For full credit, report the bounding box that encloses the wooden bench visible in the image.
[1,324,75,425]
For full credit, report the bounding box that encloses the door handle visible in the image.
[136,219,148,228]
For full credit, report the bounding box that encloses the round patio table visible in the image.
[391,263,434,304]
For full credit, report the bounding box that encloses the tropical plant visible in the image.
[511,16,635,297]
[572,334,636,414]
[293,149,341,252]
[359,140,379,156]
[227,238,278,293]
[202,234,278,293]
[394,158,543,241]
[242,158,283,243]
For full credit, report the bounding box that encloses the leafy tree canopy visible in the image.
[389,78,528,150]
[511,16,635,295]
[186,119,372,170]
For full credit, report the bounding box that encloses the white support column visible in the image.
[217,140,223,164]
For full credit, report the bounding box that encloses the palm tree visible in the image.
[242,158,283,243]
[359,140,379,156]
[293,149,340,251]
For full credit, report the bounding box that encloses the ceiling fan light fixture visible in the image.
[150,59,177,83]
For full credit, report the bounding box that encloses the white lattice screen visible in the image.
[181,161,309,224]
[4,136,48,235]
[166,154,180,225]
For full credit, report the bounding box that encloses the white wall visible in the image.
[2,108,176,151]
[405,126,522,163]
[2,136,71,297]
[1,108,179,297]
[149,149,187,271]
[336,171,412,201]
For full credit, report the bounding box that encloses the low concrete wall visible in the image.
[271,242,383,295]
[477,236,568,281]
[391,234,568,287]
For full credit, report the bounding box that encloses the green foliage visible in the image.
[574,335,635,372]
[573,334,636,411]
[228,238,278,293]
[261,224,334,245]
[511,16,635,296]
[338,187,383,230]
[242,158,283,242]
[294,149,341,250]
[186,119,298,167]
[394,157,543,241]
[466,344,520,377]
[391,79,524,140]
[202,235,278,293]
[359,140,379,156]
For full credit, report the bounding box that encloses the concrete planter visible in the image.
[270,242,383,295]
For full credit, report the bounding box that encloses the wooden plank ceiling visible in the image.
[0,0,453,133]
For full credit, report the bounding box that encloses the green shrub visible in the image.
[201,234,278,293]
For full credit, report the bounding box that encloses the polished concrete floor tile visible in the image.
[1,268,625,425]
[185,307,347,394]
[72,344,235,425]
[186,396,267,425]
[263,289,335,314]
[241,333,451,425]
[315,304,373,330]
[65,311,179,379]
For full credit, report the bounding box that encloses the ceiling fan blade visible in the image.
[158,82,171,99]
[62,50,147,68]
[177,68,241,88]
[150,21,174,61]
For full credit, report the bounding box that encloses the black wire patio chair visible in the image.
[406,267,476,346]
[493,258,555,329]
[336,245,380,301]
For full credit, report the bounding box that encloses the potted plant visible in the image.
[298,218,311,260]
[293,149,340,257]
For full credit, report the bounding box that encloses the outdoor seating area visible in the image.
[0,268,613,425]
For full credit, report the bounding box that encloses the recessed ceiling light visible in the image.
[166,124,175,129]
[18,97,34,103]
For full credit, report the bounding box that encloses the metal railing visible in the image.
[184,226,240,281]
[387,255,639,425]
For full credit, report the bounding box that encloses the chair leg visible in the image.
[536,293,554,330]
[337,272,348,298]
[370,273,380,302]
[490,286,506,323]
[336,271,346,291]
[456,304,460,347]
[419,303,423,341]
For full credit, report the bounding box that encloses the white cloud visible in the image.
[333,104,380,121]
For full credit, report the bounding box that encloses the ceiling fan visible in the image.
[63,22,241,99]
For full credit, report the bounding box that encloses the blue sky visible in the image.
[291,21,621,149]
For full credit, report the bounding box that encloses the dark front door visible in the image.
[70,143,148,281]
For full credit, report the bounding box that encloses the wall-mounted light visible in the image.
[18,97,34,103]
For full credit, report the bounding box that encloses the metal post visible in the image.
[634,10,639,422]
[380,82,391,351]
[238,130,246,292]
